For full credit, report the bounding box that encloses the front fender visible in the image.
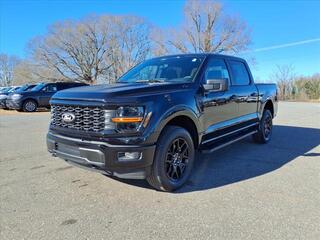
[147,104,201,145]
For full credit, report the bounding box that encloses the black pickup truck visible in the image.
[47,54,277,191]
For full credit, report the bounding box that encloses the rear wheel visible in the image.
[147,126,195,192]
[253,109,273,143]
[22,99,37,112]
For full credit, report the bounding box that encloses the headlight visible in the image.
[11,94,22,100]
[0,94,7,100]
[104,106,145,132]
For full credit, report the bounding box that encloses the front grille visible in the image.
[51,105,105,132]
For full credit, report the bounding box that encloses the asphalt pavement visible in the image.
[0,102,319,240]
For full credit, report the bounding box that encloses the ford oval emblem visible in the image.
[62,113,75,123]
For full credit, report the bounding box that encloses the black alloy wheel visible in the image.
[147,126,195,191]
[263,113,273,141]
[165,138,190,181]
[253,109,273,143]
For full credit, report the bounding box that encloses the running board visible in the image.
[200,130,257,154]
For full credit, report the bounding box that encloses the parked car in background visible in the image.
[0,87,12,93]
[0,87,11,92]
[5,84,36,110]
[0,86,21,109]
[47,53,278,191]
[6,82,88,112]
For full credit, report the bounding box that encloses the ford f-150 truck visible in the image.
[47,54,278,191]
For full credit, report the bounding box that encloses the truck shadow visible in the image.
[116,125,320,193]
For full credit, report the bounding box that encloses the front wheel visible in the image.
[22,100,37,112]
[147,126,195,192]
[252,109,273,143]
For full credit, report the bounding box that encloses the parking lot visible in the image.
[0,101,319,240]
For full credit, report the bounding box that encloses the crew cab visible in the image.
[47,54,278,191]
[7,82,87,112]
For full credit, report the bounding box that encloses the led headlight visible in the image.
[0,94,7,100]
[105,106,144,132]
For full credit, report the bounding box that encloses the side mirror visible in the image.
[203,78,228,92]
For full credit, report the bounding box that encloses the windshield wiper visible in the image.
[135,79,165,83]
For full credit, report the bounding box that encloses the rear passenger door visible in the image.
[227,60,259,122]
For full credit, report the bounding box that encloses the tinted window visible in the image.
[44,84,57,92]
[204,58,230,82]
[58,83,71,90]
[229,61,250,85]
[58,83,85,90]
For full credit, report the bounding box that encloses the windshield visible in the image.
[0,87,12,93]
[31,83,46,92]
[118,56,204,83]
[8,87,20,93]
[15,85,34,93]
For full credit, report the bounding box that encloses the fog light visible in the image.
[117,152,142,162]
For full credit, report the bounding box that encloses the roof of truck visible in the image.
[153,53,245,61]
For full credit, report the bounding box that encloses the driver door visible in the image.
[200,57,239,140]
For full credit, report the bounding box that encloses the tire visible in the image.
[147,126,195,192]
[22,99,37,112]
[252,109,273,144]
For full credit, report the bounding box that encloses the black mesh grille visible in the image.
[51,105,105,132]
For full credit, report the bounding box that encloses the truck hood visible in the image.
[51,82,190,103]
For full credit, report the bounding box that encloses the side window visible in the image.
[44,84,57,92]
[204,59,230,82]
[58,84,71,90]
[229,61,250,85]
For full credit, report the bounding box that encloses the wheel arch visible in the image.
[155,106,201,149]
[264,100,274,117]
[22,98,38,108]
[22,97,38,105]
[258,98,275,119]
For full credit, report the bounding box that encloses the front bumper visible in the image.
[47,131,156,179]
[6,99,22,110]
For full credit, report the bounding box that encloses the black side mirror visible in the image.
[203,78,228,92]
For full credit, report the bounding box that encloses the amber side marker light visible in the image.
[111,117,143,123]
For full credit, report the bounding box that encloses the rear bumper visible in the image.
[47,131,156,179]
[6,99,22,110]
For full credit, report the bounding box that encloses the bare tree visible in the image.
[270,64,295,100]
[29,15,151,84]
[156,0,251,54]
[105,16,151,82]
[0,54,20,86]
[29,16,114,84]
[12,60,57,85]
